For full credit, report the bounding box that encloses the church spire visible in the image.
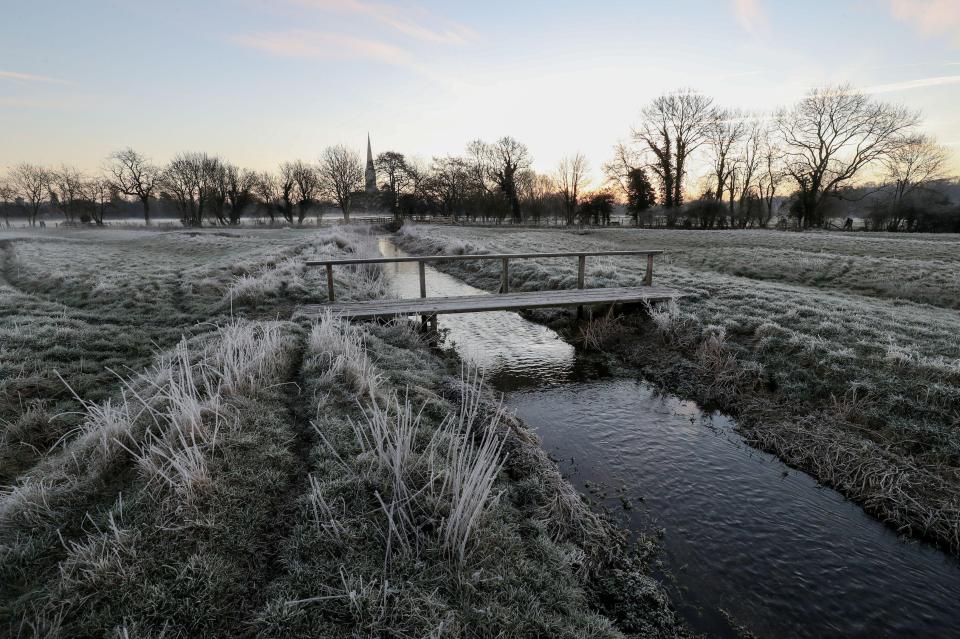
[365,133,376,194]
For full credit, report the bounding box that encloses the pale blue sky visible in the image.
[2,0,959,182]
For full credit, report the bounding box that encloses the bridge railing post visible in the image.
[577,254,586,319]
[418,260,428,331]
[500,257,509,293]
[326,264,335,302]
[644,253,654,286]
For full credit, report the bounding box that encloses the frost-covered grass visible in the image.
[0,227,347,482]
[399,225,960,308]
[0,226,681,637]
[255,314,678,637]
[396,224,960,554]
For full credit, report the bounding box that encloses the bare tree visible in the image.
[634,89,715,217]
[556,153,590,225]
[404,157,429,202]
[520,172,558,225]
[287,160,321,225]
[882,133,949,230]
[428,155,470,221]
[318,146,363,223]
[707,109,747,206]
[163,155,197,226]
[208,161,230,225]
[492,137,532,223]
[89,176,114,226]
[10,163,51,226]
[603,142,642,200]
[0,178,16,227]
[757,129,785,227]
[163,152,219,226]
[731,120,763,226]
[376,151,409,217]
[775,84,920,227]
[470,137,531,223]
[254,172,279,224]
[50,165,87,224]
[465,140,492,191]
[225,164,259,224]
[108,148,160,224]
[277,163,298,224]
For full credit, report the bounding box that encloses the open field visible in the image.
[395,225,960,554]
[0,227,680,637]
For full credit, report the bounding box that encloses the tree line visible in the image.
[0,145,371,228]
[606,83,955,231]
[0,83,955,232]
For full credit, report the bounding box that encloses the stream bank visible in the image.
[381,235,960,638]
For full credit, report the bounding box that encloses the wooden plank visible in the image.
[306,249,664,267]
[296,286,687,320]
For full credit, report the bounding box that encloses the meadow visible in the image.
[0,227,680,637]
[395,225,960,554]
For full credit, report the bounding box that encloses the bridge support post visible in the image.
[644,254,654,286]
[326,264,335,302]
[500,257,509,293]
[418,313,438,345]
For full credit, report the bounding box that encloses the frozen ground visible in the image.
[0,226,680,637]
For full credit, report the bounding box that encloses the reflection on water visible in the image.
[378,238,605,387]
[378,237,960,638]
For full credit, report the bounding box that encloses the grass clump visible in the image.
[254,312,681,637]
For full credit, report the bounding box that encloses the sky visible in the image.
[2,0,960,185]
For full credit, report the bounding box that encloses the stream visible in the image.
[377,238,960,638]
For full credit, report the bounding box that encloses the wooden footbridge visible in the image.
[296,250,684,324]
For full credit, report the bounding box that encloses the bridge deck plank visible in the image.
[296,286,686,319]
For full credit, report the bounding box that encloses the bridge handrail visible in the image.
[307,249,663,304]
[306,249,662,267]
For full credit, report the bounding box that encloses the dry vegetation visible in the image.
[0,226,681,637]
[396,224,960,554]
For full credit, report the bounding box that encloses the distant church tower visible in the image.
[365,134,377,194]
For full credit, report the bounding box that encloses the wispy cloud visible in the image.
[864,74,960,93]
[230,28,468,88]
[733,0,768,35]
[289,0,476,45]
[0,70,72,85]
[232,30,414,66]
[888,0,960,46]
